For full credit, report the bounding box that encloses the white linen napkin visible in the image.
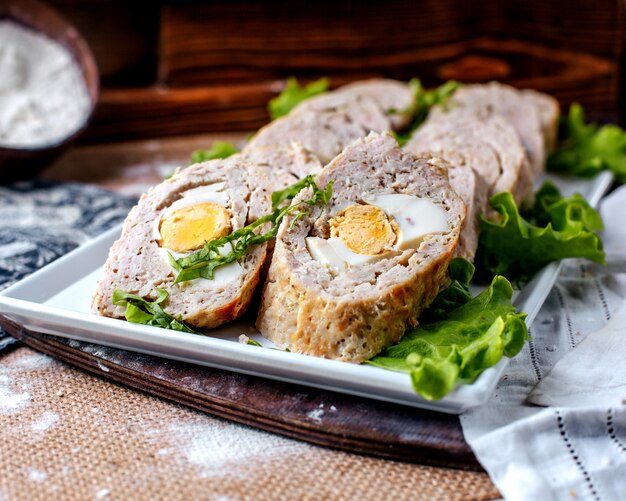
[460,184,626,501]
[528,301,626,408]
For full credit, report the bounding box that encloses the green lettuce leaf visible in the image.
[394,79,460,146]
[420,257,474,322]
[525,182,604,232]
[476,185,605,281]
[367,274,528,401]
[268,77,329,120]
[112,289,199,334]
[190,141,239,164]
[547,103,626,182]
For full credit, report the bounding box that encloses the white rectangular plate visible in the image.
[0,172,613,414]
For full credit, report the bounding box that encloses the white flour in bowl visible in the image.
[0,20,91,149]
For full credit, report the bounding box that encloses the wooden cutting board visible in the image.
[0,317,481,471]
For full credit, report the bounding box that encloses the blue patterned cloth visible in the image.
[0,180,136,347]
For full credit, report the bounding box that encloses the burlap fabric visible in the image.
[0,345,499,501]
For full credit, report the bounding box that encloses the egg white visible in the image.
[366,194,448,250]
[153,182,243,286]
[307,194,448,269]
[306,236,380,270]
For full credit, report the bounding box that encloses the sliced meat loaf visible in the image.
[92,158,271,329]
[438,82,546,176]
[245,107,377,164]
[245,79,415,165]
[239,143,323,189]
[309,78,414,130]
[446,161,489,260]
[521,89,560,152]
[256,132,465,363]
[404,141,488,260]
[335,79,414,129]
[408,111,534,207]
[294,91,392,134]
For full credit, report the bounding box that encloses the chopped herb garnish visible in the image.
[394,79,460,146]
[112,288,199,333]
[191,141,239,164]
[238,334,262,346]
[171,175,333,283]
[268,77,329,120]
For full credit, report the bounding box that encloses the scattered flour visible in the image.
[0,374,30,413]
[0,388,30,413]
[13,352,59,370]
[162,421,311,478]
[28,470,47,482]
[0,353,60,414]
[95,488,110,499]
[96,361,110,373]
[80,344,115,359]
[32,411,59,432]
[0,21,90,148]
[306,403,325,423]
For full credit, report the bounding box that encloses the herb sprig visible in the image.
[394,79,460,146]
[170,176,333,284]
[112,289,199,333]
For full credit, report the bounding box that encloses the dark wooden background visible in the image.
[46,0,625,142]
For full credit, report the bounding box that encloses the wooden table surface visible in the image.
[41,133,248,196]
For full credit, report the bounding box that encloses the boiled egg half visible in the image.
[153,183,243,286]
[305,194,447,270]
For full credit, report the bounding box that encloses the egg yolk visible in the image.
[329,204,398,256]
[159,202,231,252]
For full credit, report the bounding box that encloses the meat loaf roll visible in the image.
[521,89,560,152]
[331,78,415,129]
[256,132,465,363]
[297,78,414,130]
[240,143,323,189]
[245,108,381,164]
[93,159,271,329]
[245,80,412,164]
[404,139,489,260]
[294,90,392,134]
[435,82,546,176]
[445,163,489,260]
[407,112,534,207]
